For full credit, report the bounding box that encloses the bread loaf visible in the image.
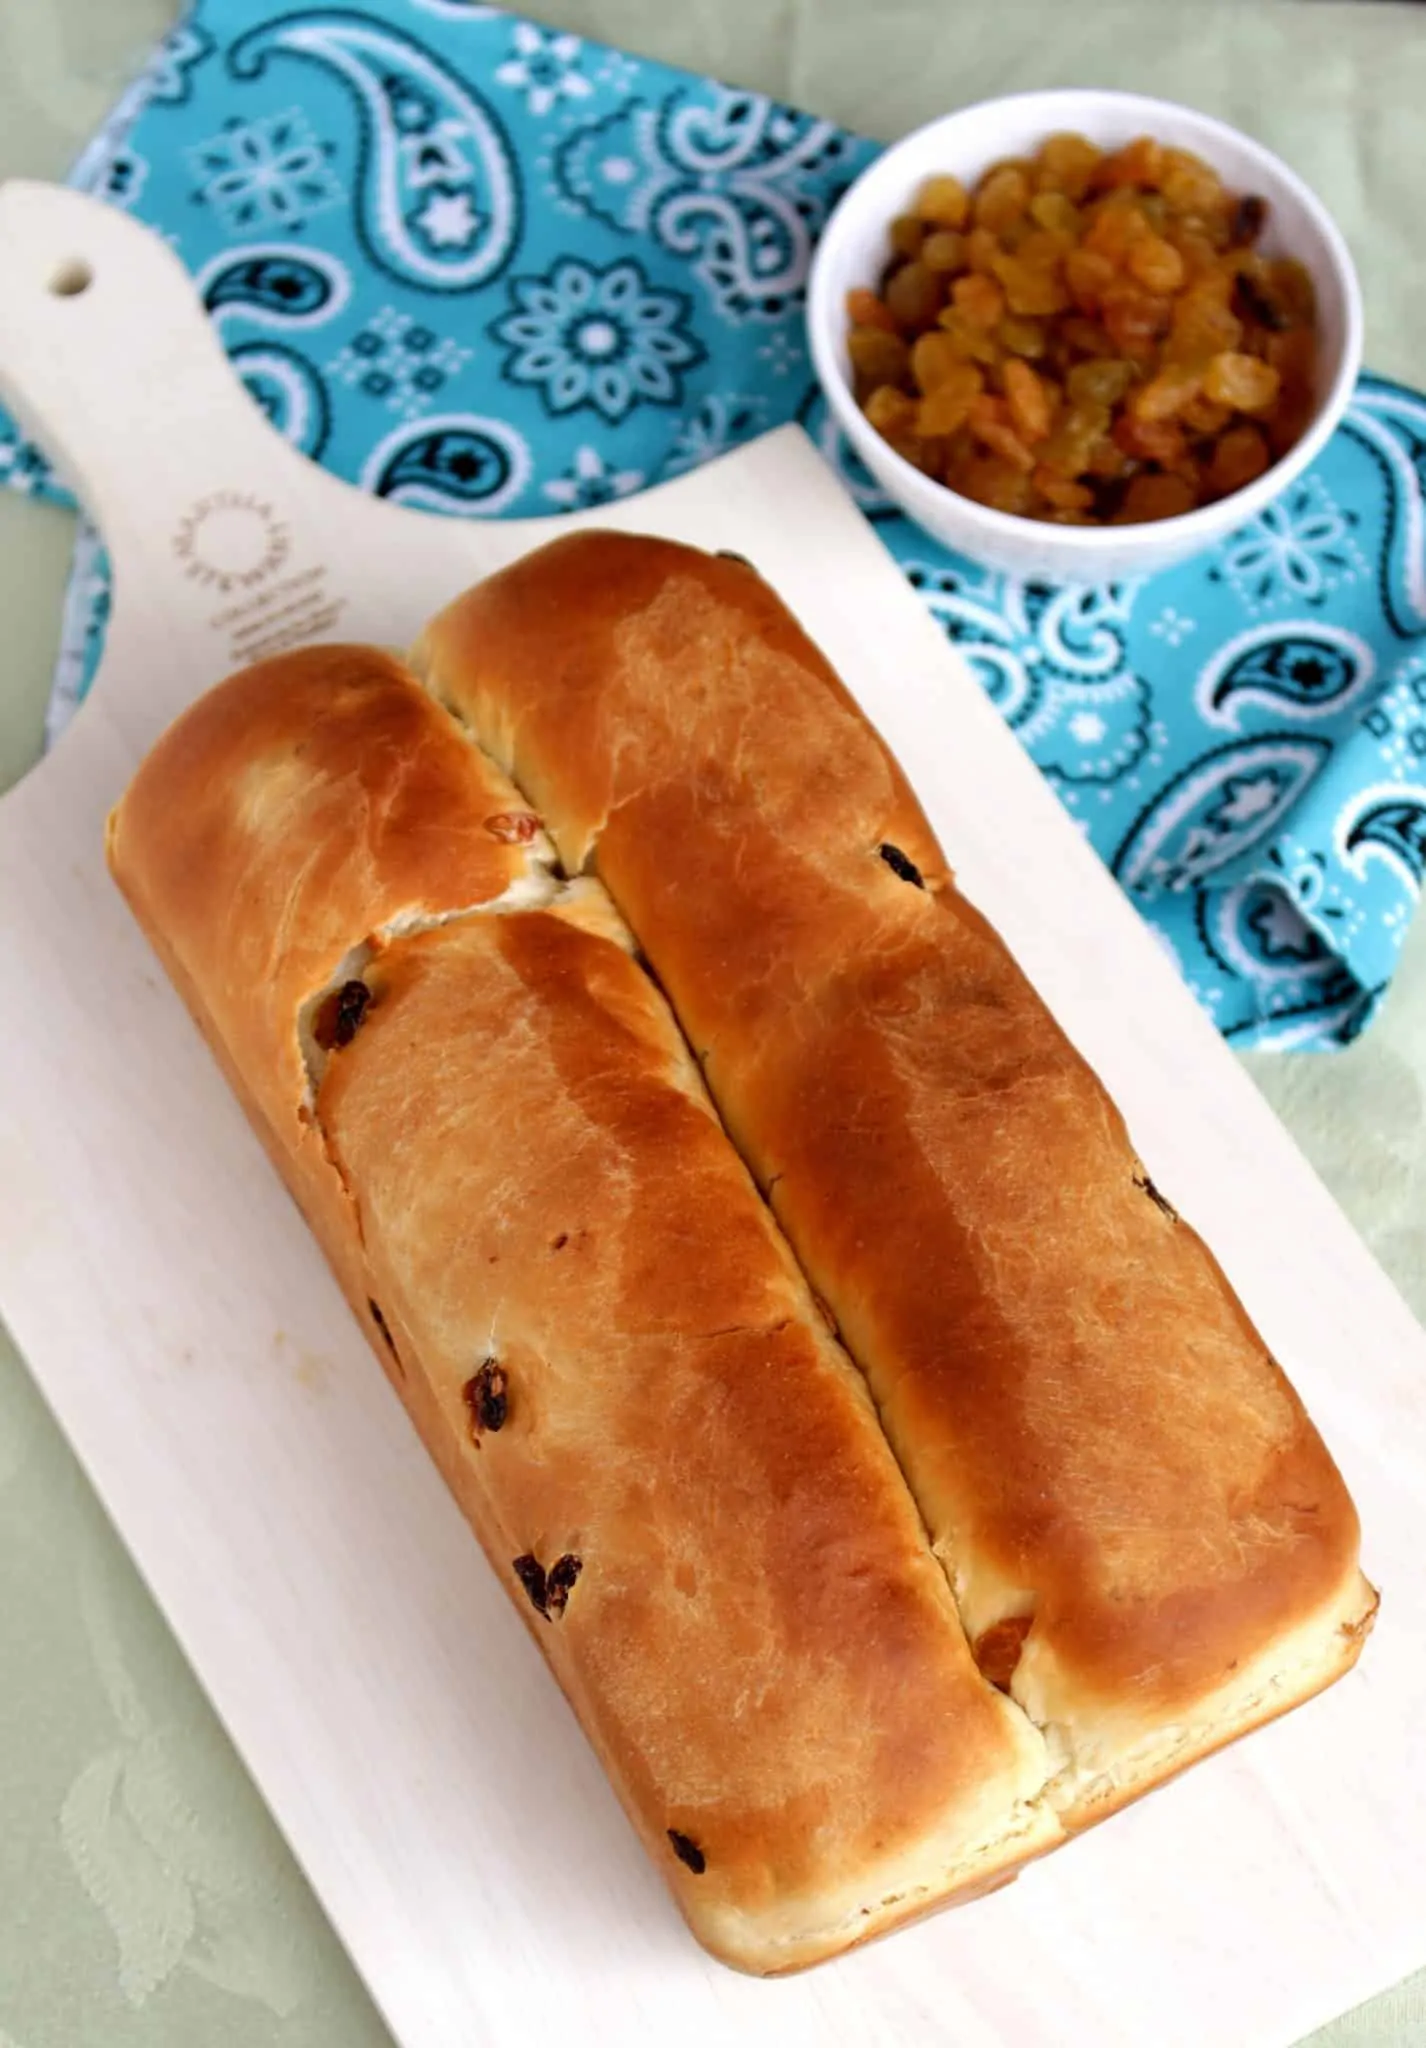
[415,533,1376,1823]
[109,544,1376,1973]
[107,641,1061,1974]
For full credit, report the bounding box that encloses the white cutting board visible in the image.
[2,179,1425,2048]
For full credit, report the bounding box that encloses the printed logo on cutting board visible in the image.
[171,490,291,593]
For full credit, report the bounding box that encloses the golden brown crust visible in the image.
[107,645,1059,1974]
[319,909,1055,1964]
[416,532,1375,1799]
[106,643,546,1324]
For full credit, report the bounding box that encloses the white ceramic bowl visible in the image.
[806,89,1362,582]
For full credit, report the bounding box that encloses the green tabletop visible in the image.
[2,2,1424,2041]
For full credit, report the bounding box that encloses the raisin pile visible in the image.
[845,132,1318,524]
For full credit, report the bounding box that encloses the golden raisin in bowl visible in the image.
[845,133,1319,525]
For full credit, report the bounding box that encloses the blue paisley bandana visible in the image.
[3,0,1425,1050]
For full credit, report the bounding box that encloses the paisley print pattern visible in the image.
[490,255,703,422]
[358,411,530,511]
[1194,868,1371,1043]
[88,146,150,212]
[660,391,765,478]
[1204,879,1340,983]
[1213,473,1367,612]
[1196,623,1377,730]
[542,443,644,507]
[554,87,859,322]
[326,304,472,419]
[231,340,332,456]
[494,21,591,118]
[1341,382,1426,638]
[186,106,345,230]
[1340,785,1426,895]
[146,23,218,103]
[3,0,1426,1051]
[905,563,1154,783]
[1114,737,1331,898]
[199,243,353,326]
[229,12,521,290]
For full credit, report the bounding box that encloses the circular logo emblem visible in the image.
[172,492,290,594]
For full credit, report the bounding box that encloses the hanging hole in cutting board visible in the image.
[48,258,92,298]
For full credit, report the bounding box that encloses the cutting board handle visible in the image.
[0,181,290,538]
[0,179,491,734]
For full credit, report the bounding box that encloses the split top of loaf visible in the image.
[414,535,1374,1814]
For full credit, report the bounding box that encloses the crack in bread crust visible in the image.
[413,532,1376,1826]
